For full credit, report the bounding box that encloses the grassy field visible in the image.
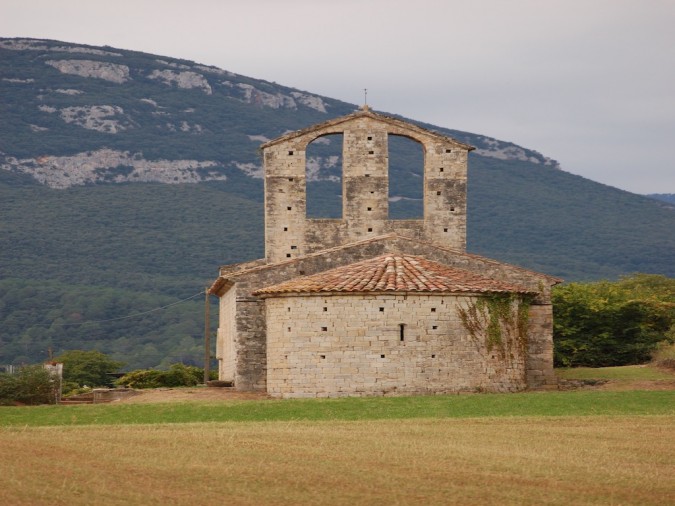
[1,416,673,505]
[1,376,673,505]
[0,390,674,426]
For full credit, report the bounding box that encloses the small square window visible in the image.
[440,167,444,172]
[286,253,291,258]
[320,355,326,359]
[288,150,294,155]
[323,307,327,312]
[379,307,384,312]
[450,207,455,212]
[287,307,291,312]
[432,325,438,330]
[321,326,328,332]
[288,177,294,182]
[299,270,305,275]
[431,354,436,358]
[370,191,374,194]
[369,150,374,155]
[287,206,292,211]
[436,191,441,196]
[283,227,288,231]
[446,149,451,153]
[367,207,372,211]
[287,327,291,332]
[368,228,373,232]
[380,354,385,359]
[367,136,372,140]
[443,228,448,233]
[290,245,297,250]
[431,308,436,312]
[365,174,370,177]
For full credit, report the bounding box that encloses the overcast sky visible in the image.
[2,0,674,194]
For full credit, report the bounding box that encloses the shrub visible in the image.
[553,275,675,367]
[0,366,59,405]
[115,363,208,389]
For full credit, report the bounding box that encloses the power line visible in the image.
[32,290,205,327]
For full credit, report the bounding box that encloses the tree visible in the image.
[0,366,58,405]
[54,350,124,388]
[553,275,675,367]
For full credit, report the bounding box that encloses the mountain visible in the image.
[1,37,674,369]
[646,194,675,207]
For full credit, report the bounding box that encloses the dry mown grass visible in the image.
[1,416,673,506]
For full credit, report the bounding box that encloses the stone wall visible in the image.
[263,110,471,263]
[212,234,559,391]
[525,303,557,388]
[264,293,530,398]
[216,285,236,382]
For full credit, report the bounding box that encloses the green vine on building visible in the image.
[458,294,532,362]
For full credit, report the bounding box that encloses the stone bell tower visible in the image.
[260,107,474,263]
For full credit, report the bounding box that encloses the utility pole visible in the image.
[204,287,211,384]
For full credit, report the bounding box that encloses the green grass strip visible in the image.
[1,390,673,427]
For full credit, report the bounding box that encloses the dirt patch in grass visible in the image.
[119,386,269,403]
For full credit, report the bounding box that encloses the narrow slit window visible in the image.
[287,307,291,312]
[399,323,405,341]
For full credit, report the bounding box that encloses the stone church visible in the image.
[209,106,560,398]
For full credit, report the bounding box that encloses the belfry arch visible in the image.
[305,133,343,218]
[387,133,425,219]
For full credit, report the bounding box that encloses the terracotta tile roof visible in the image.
[254,254,535,296]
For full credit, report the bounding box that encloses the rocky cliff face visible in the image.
[0,37,560,190]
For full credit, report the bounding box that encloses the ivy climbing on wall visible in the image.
[458,294,532,367]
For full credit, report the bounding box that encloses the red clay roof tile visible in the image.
[254,255,534,296]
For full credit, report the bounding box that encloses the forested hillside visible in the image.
[1,38,673,368]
